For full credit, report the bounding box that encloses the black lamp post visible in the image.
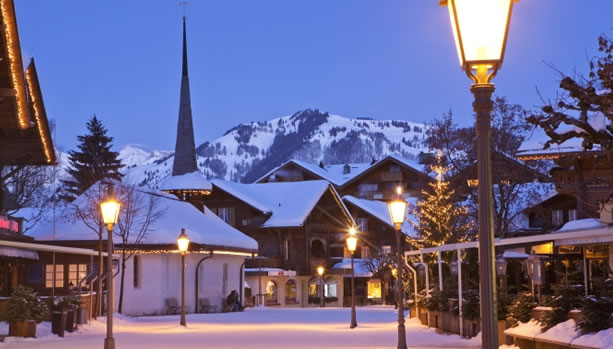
[346,227,358,329]
[177,228,190,326]
[439,1,518,347]
[388,188,408,349]
[317,266,325,308]
[100,187,121,349]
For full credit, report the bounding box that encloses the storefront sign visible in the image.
[267,270,296,276]
[0,216,19,233]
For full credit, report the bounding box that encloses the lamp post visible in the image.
[439,1,518,347]
[346,227,358,329]
[317,266,325,308]
[100,186,121,349]
[177,228,190,326]
[388,190,408,349]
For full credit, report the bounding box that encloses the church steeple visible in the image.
[172,16,198,176]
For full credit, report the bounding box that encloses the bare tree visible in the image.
[114,183,164,313]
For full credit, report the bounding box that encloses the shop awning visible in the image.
[0,246,39,259]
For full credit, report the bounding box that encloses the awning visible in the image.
[555,235,613,246]
[0,246,39,259]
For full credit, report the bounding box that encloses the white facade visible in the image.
[244,274,344,308]
[116,252,246,316]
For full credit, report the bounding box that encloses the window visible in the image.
[382,245,392,255]
[285,280,297,304]
[311,240,325,258]
[27,264,43,284]
[45,264,64,288]
[241,218,251,226]
[568,209,577,221]
[361,246,370,259]
[68,264,87,287]
[358,183,378,192]
[308,279,319,297]
[218,207,235,226]
[222,263,228,295]
[367,280,382,299]
[389,165,401,173]
[133,256,141,288]
[265,280,278,305]
[324,279,337,298]
[357,218,368,233]
[552,209,564,226]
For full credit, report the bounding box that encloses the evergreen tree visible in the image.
[411,151,472,248]
[62,116,123,201]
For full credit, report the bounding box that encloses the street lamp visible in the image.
[177,228,190,326]
[388,189,408,349]
[317,266,325,308]
[440,1,518,347]
[100,186,121,349]
[346,227,358,329]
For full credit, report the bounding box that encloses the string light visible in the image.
[115,247,255,257]
[1,0,29,129]
[25,62,53,163]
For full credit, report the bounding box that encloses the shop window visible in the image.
[308,278,319,297]
[367,280,382,299]
[357,218,368,233]
[68,264,88,287]
[265,280,278,305]
[324,279,338,298]
[45,264,64,288]
[285,279,297,304]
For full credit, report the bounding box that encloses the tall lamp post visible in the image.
[100,187,121,349]
[317,266,325,308]
[439,1,518,347]
[346,228,358,329]
[177,229,190,326]
[388,191,408,349]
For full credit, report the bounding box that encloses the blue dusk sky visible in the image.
[15,1,613,151]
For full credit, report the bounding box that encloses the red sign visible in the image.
[0,216,19,233]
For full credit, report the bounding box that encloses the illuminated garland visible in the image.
[1,0,29,129]
[25,62,53,163]
[114,248,255,257]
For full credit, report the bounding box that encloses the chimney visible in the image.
[319,161,325,169]
[343,164,350,174]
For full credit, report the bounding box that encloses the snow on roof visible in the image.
[556,218,604,233]
[212,179,339,228]
[159,171,212,191]
[342,195,419,238]
[331,258,373,277]
[28,185,256,250]
[502,251,529,259]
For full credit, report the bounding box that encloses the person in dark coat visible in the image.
[226,290,244,312]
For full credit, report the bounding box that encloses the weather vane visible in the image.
[178,1,191,18]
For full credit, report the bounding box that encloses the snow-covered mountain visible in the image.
[60,109,429,188]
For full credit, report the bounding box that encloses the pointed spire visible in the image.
[182,16,188,77]
[172,16,198,176]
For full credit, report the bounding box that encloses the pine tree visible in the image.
[411,151,472,248]
[62,116,123,201]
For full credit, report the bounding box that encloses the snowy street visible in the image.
[1,307,481,349]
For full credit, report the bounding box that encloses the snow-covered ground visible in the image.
[1,307,481,349]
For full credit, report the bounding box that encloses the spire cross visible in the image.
[178,1,191,17]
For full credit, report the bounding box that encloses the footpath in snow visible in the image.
[0,306,481,349]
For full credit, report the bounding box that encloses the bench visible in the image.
[221,297,233,313]
[165,298,179,315]
[198,298,217,313]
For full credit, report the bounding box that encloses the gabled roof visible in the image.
[339,154,430,189]
[342,195,419,238]
[255,159,370,186]
[28,182,256,251]
[211,179,353,228]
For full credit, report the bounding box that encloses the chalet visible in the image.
[202,179,355,307]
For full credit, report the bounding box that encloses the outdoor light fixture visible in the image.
[177,228,190,326]
[100,186,121,349]
[346,227,358,328]
[440,0,518,347]
[317,266,325,308]
[496,256,508,276]
[387,196,408,349]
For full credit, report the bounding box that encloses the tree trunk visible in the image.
[118,252,126,314]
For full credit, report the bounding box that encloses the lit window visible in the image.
[265,280,278,305]
[382,245,392,254]
[68,264,87,287]
[45,264,64,288]
[568,209,577,221]
[367,280,382,299]
[324,280,337,298]
[357,218,368,233]
[285,280,297,304]
[552,209,564,226]
[361,246,370,259]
